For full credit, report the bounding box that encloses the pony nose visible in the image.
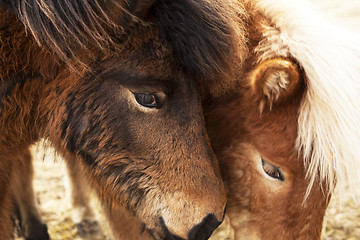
[162,213,223,240]
[187,213,222,240]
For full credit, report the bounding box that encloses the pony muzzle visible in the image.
[160,212,224,240]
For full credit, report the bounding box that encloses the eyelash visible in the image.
[261,158,285,181]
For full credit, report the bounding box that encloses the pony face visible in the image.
[0,0,245,238]
[206,58,328,239]
[39,30,226,240]
[204,0,360,236]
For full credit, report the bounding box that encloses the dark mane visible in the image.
[1,0,246,91]
[154,0,246,84]
[4,0,133,62]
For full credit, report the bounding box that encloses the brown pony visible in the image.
[206,0,360,239]
[0,0,245,239]
[40,1,360,239]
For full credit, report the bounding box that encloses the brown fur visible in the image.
[206,80,328,239]
[105,202,154,239]
[0,1,237,238]
[0,156,13,240]
[6,1,333,239]
[63,158,154,239]
[0,11,59,80]
[50,3,330,240]
[205,4,330,239]
[249,58,300,113]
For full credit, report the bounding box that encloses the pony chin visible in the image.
[253,0,360,201]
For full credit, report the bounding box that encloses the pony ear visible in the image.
[128,0,157,18]
[248,58,300,113]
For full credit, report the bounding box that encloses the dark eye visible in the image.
[133,93,159,108]
[261,158,284,181]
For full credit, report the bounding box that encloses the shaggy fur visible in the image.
[154,0,247,93]
[252,0,360,199]
[1,0,247,92]
[4,0,128,62]
[0,0,248,238]
[10,1,360,239]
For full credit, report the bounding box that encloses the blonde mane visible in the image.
[253,0,360,200]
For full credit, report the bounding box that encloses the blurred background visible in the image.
[15,0,360,239]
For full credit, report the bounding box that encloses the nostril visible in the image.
[187,214,222,240]
[159,206,226,240]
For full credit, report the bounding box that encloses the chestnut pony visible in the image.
[206,0,360,239]
[0,0,245,239]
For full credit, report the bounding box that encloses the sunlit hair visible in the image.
[253,0,360,200]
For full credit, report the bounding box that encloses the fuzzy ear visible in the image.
[249,58,300,113]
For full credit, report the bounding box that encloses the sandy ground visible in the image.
[13,0,360,239]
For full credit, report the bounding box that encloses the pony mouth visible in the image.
[158,214,223,240]
[140,218,185,240]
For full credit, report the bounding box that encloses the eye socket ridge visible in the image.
[261,158,285,181]
[133,92,161,109]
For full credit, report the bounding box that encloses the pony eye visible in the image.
[261,158,285,181]
[133,93,159,108]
